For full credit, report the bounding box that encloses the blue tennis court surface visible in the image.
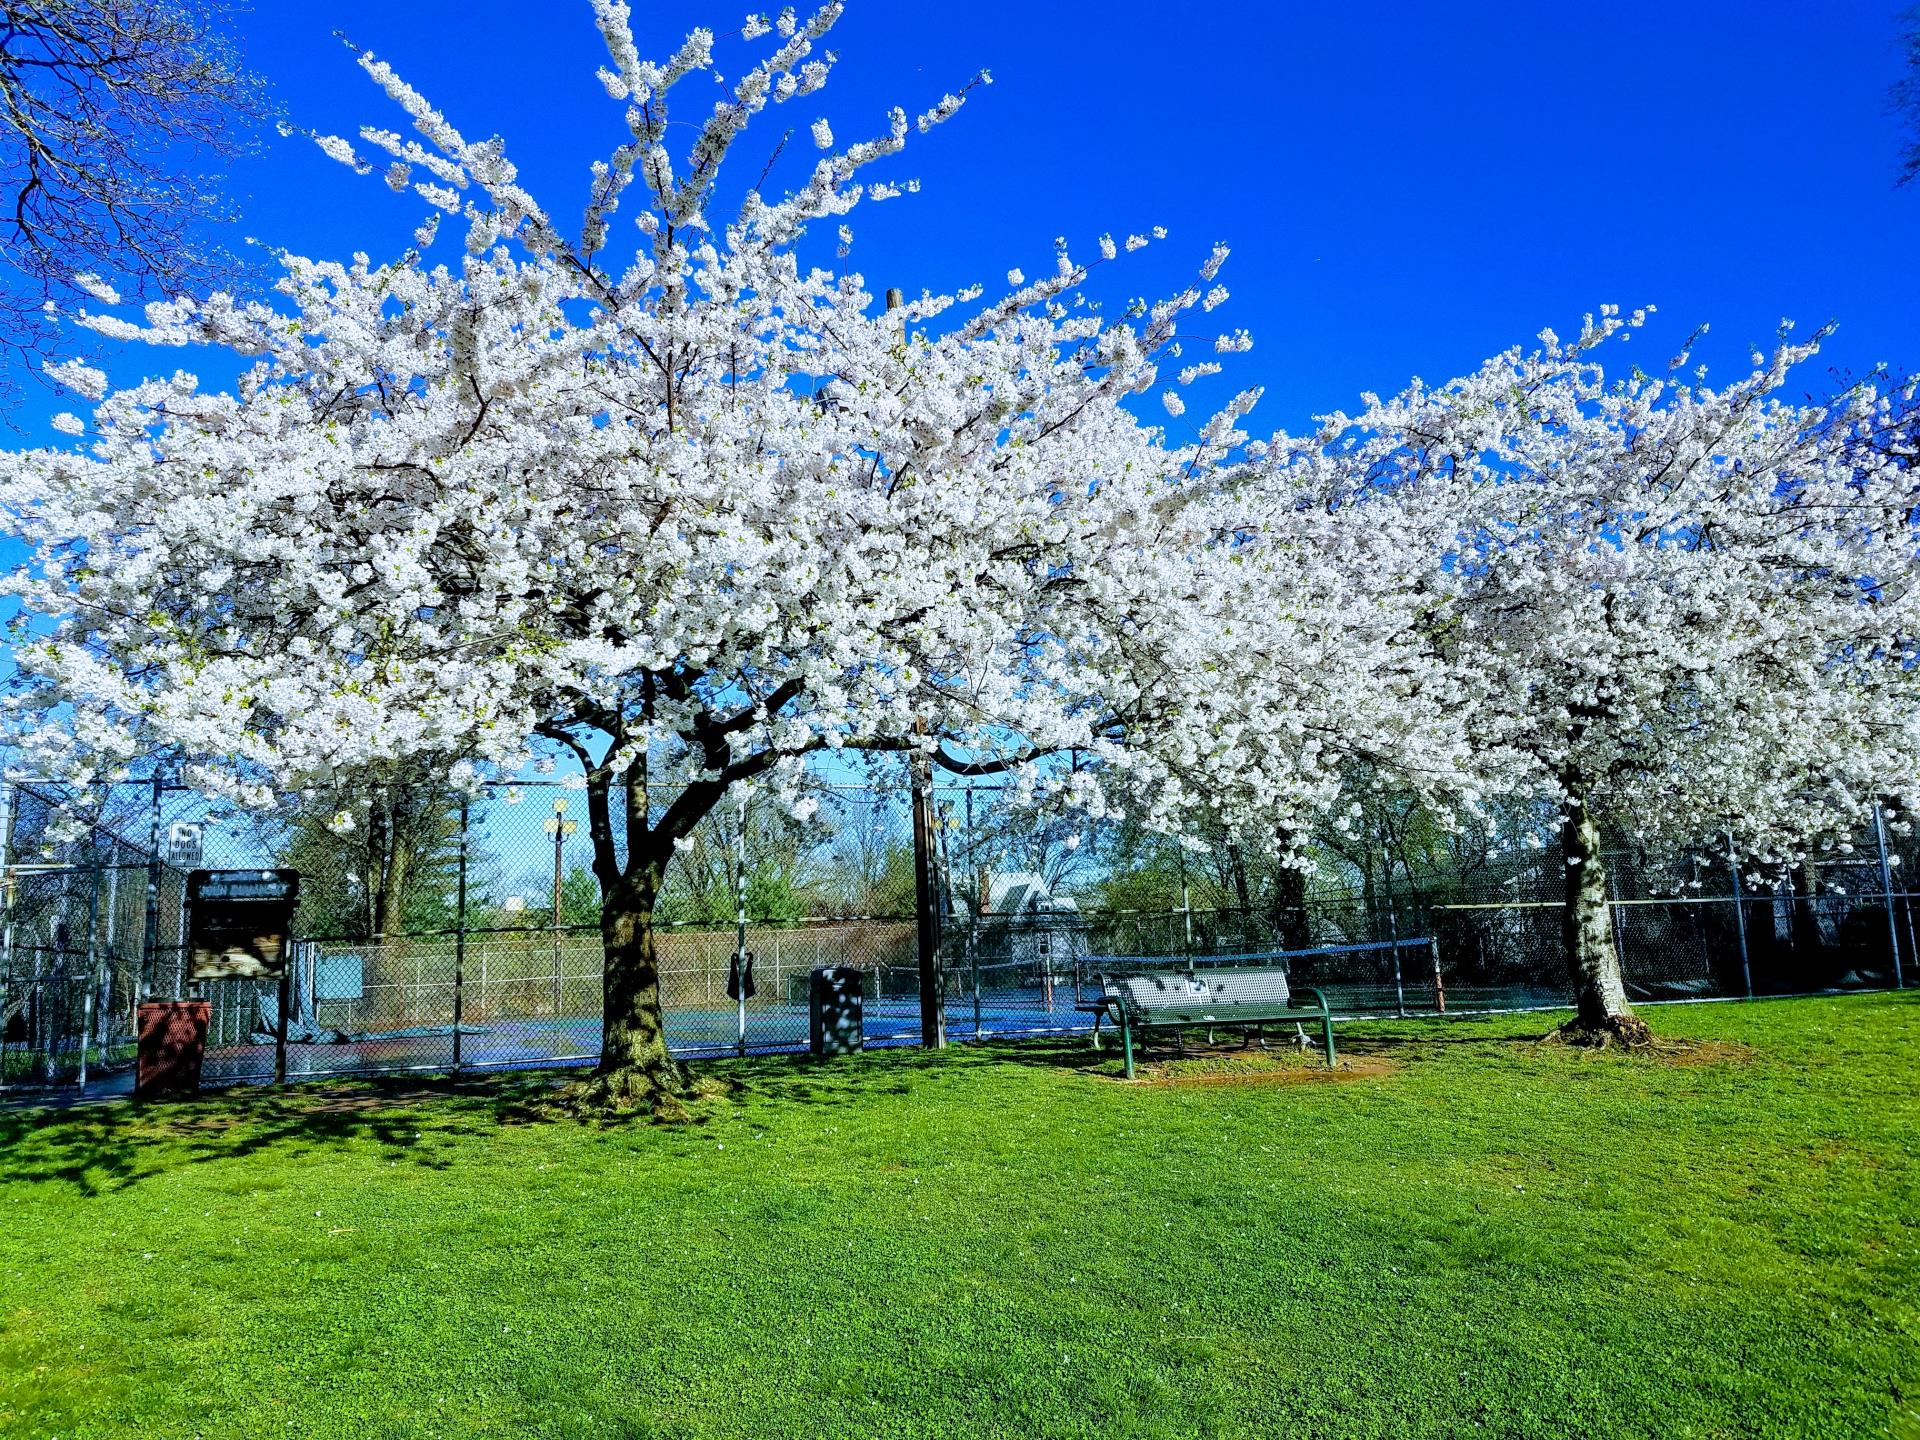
[183,947,1564,1086]
[196,987,1106,1083]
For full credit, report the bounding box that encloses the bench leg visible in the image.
[1322,1011,1336,1067]
[1122,1017,1135,1081]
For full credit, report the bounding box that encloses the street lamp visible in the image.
[543,799,577,1018]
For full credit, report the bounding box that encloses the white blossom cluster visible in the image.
[2,5,1914,906]
[0,4,1324,859]
[1212,311,1920,873]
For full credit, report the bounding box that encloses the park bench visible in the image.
[1092,966,1336,1080]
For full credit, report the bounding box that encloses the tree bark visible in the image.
[1227,842,1253,942]
[374,828,410,941]
[1789,862,1826,957]
[1558,790,1650,1046]
[1269,834,1312,953]
[590,865,686,1103]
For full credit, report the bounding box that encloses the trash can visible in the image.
[135,999,211,1098]
[808,966,863,1057]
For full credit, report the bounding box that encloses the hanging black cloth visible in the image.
[726,949,756,1001]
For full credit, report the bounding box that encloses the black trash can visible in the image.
[809,966,864,1057]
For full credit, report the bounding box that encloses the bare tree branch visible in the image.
[0,0,272,394]
[1894,6,1920,186]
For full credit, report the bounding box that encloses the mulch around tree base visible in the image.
[1135,1045,1401,1087]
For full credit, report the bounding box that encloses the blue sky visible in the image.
[9,0,1916,438]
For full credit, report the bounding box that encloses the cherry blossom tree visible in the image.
[1282,312,1920,1043]
[1096,465,1502,963]
[0,4,1302,1104]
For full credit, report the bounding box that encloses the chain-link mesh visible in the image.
[0,782,159,1086]
[3,773,1914,1090]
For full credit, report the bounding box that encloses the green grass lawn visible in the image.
[3,995,1918,1439]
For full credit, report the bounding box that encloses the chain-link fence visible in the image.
[3,772,1912,1092]
[0,780,164,1086]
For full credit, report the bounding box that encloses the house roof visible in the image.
[987,872,1080,915]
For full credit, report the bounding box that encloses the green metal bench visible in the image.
[1093,966,1336,1080]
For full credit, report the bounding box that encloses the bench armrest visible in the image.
[1295,987,1332,1015]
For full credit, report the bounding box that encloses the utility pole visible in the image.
[544,798,576,1017]
[912,718,945,1048]
[1178,846,1193,960]
[1726,833,1752,999]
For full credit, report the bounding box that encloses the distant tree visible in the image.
[1091,820,1227,914]
[280,773,463,941]
[820,785,916,918]
[525,864,603,931]
[659,793,826,927]
[955,801,1096,909]
[0,0,269,384]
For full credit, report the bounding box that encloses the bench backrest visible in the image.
[1100,966,1292,1022]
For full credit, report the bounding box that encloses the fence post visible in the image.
[1178,847,1193,959]
[0,782,15,1091]
[1383,844,1405,1017]
[101,841,120,1051]
[142,775,162,998]
[967,786,981,1037]
[1726,833,1753,999]
[733,792,749,1058]
[1873,803,1904,990]
[452,799,468,1074]
[274,962,290,1084]
[78,828,102,1091]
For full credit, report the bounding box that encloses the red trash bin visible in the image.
[135,1000,210,1098]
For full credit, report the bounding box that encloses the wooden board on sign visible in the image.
[186,869,300,981]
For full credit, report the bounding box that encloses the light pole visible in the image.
[543,799,576,1019]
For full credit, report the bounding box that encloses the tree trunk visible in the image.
[590,865,685,1103]
[1558,791,1650,1046]
[375,838,411,943]
[1269,834,1312,953]
[1227,843,1253,944]
[1789,862,1825,958]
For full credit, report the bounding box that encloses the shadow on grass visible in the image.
[2,1018,1555,1196]
[0,1074,536,1197]
[0,1037,1114,1196]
